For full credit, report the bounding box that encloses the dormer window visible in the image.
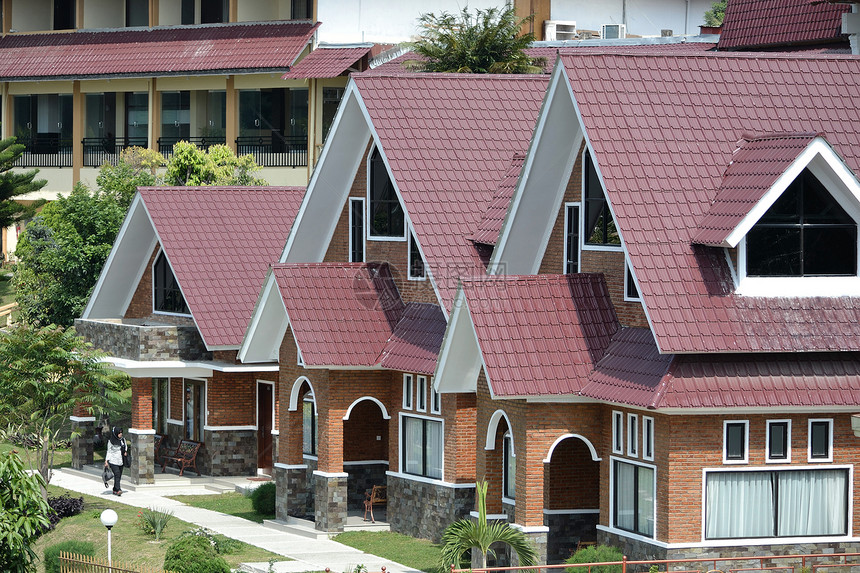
[153,251,189,315]
[747,169,857,277]
[369,147,405,239]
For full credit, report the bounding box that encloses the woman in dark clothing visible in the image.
[104,427,126,496]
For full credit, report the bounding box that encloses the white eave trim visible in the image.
[100,356,278,378]
[434,285,484,394]
[238,270,289,364]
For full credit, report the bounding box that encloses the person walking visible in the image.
[104,427,127,496]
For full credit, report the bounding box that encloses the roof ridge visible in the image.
[738,131,820,143]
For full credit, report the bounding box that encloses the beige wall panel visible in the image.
[234,74,306,90]
[80,79,150,93]
[8,81,74,95]
[11,0,50,31]
[258,167,310,187]
[84,0,123,29]
[158,0,181,25]
[36,169,75,196]
[156,76,228,91]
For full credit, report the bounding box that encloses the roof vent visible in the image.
[544,20,577,41]
[601,24,626,39]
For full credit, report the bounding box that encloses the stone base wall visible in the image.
[275,463,315,521]
[70,419,94,469]
[128,432,155,485]
[206,429,257,477]
[315,472,347,532]
[345,463,388,511]
[387,474,475,543]
[546,512,600,564]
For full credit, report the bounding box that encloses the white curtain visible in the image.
[778,470,847,536]
[637,466,655,537]
[404,417,423,475]
[615,462,636,531]
[706,472,775,538]
[426,420,443,479]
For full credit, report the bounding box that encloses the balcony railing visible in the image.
[14,135,73,168]
[82,137,149,167]
[158,136,226,158]
[236,135,307,167]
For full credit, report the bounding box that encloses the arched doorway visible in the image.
[343,397,390,517]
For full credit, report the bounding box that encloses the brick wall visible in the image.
[545,437,599,510]
[131,377,153,429]
[343,399,388,461]
[126,246,158,319]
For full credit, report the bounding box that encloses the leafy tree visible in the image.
[13,183,125,327]
[96,146,164,211]
[0,450,52,571]
[0,323,126,494]
[164,141,265,186]
[409,7,545,74]
[0,137,48,231]
[704,0,727,27]
[440,480,539,569]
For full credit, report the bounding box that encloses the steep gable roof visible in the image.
[718,0,849,51]
[0,21,318,80]
[378,303,447,375]
[281,45,371,79]
[470,154,525,246]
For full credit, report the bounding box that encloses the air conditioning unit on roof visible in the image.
[544,20,577,41]
[601,23,627,39]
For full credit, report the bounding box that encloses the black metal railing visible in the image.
[14,135,73,168]
[236,135,308,167]
[157,136,226,158]
[82,137,149,167]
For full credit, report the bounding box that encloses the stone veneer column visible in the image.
[69,415,95,469]
[275,464,311,521]
[127,430,155,484]
[314,470,348,532]
[514,525,548,566]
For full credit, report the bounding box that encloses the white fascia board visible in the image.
[725,138,860,247]
[281,80,371,264]
[100,357,213,378]
[237,270,289,364]
[491,61,583,276]
[434,286,483,394]
[82,193,157,319]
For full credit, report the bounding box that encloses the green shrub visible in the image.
[44,540,95,573]
[250,481,276,516]
[566,544,623,573]
[163,535,230,573]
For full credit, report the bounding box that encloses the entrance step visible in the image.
[263,517,332,540]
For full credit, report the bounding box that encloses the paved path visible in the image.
[52,469,419,573]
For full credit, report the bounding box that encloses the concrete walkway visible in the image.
[52,469,419,573]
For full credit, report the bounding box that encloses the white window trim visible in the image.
[348,197,365,263]
[723,420,749,465]
[402,373,413,410]
[408,230,426,281]
[627,413,639,458]
[366,144,407,242]
[643,416,654,461]
[563,202,581,273]
[151,247,192,317]
[700,464,854,544]
[416,375,427,412]
[297,346,304,367]
[430,378,441,415]
[398,411,445,478]
[612,410,624,455]
[766,419,792,463]
[255,380,275,433]
[624,261,641,302]
[609,455,657,538]
[581,148,623,253]
[808,418,834,463]
[503,431,516,502]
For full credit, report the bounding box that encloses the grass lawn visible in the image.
[334,531,443,573]
[168,491,273,523]
[0,442,78,471]
[33,485,282,570]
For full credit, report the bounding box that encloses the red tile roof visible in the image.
[561,51,860,354]
[272,262,404,367]
[353,73,548,310]
[718,0,849,50]
[281,46,371,79]
[0,21,318,80]
[470,154,525,246]
[462,274,618,397]
[139,186,305,349]
[379,303,447,375]
[693,133,818,247]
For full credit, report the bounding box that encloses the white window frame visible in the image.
[609,456,657,538]
[766,419,792,463]
[581,148,623,253]
[296,346,304,367]
[402,373,413,410]
[642,416,654,461]
[430,378,441,414]
[627,413,639,458]
[723,420,749,465]
[366,144,407,242]
[808,418,834,463]
[612,410,624,454]
[416,375,427,412]
[503,431,516,503]
[408,230,426,281]
[563,202,581,273]
[348,197,365,263]
[399,412,444,479]
[624,261,641,302]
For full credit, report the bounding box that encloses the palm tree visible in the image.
[409,7,545,74]
[440,480,539,569]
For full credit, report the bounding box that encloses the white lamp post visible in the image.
[99,508,118,567]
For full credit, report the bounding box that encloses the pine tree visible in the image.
[0,137,47,230]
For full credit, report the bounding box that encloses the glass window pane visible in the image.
[706,471,775,538]
[614,460,635,531]
[777,469,846,536]
[404,416,423,475]
[810,422,830,458]
[637,466,654,536]
[747,227,801,276]
[426,420,443,479]
[726,423,745,460]
[769,423,787,459]
[803,226,856,276]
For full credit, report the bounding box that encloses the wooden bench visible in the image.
[153,434,165,462]
[160,439,202,476]
[363,485,387,522]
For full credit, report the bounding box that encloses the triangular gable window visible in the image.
[368,147,405,238]
[746,169,857,277]
[584,151,620,247]
[153,251,190,315]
